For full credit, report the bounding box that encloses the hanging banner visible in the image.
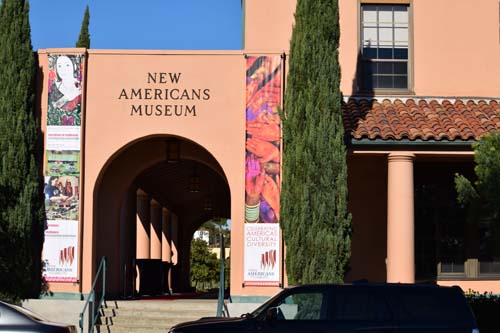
[244,55,282,287]
[244,223,280,286]
[42,54,84,283]
[42,220,78,282]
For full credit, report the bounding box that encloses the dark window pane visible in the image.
[378,48,393,59]
[361,71,374,90]
[394,48,408,59]
[394,75,407,89]
[441,262,453,273]
[378,76,393,88]
[362,61,376,75]
[378,62,393,75]
[331,291,392,321]
[396,290,471,323]
[394,62,408,75]
[363,47,377,59]
[480,261,500,274]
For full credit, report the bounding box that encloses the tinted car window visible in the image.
[274,291,325,320]
[394,288,472,324]
[330,289,392,321]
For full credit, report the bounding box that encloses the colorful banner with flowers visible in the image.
[244,55,282,287]
[43,54,84,283]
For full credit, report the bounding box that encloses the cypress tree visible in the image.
[0,0,44,302]
[281,0,351,284]
[76,5,90,48]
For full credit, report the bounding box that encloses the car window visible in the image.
[395,289,471,324]
[274,291,325,320]
[330,289,392,322]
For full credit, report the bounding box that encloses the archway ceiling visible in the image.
[135,159,230,226]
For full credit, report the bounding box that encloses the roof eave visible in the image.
[349,138,474,151]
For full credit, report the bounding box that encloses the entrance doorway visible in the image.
[92,136,230,298]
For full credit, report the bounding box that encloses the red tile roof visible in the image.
[342,98,500,141]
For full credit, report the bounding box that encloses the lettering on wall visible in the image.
[118,72,211,117]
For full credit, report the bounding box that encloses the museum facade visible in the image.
[37,0,500,300]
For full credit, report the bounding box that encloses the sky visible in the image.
[29,0,243,51]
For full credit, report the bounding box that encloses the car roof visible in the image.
[284,282,462,292]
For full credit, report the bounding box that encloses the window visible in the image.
[360,4,410,91]
[274,292,325,320]
[329,290,392,322]
[414,162,500,280]
[395,290,472,325]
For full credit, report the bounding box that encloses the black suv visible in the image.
[169,283,479,333]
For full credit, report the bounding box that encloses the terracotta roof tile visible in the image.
[342,98,500,141]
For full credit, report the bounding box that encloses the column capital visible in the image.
[388,152,415,163]
[150,199,161,208]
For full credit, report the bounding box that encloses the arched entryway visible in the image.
[92,135,230,297]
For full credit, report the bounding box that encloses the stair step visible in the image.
[96,324,173,333]
[99,315,204,325]
[100,307,215,318]
[96,299,222,332]
[105,299,217,310]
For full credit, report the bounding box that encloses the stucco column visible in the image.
[136,189,150,259]
[168,213,178,293]
[150,199,162,260]
[387,153,415,283]
[171,213,178,265]
[162,208,172,263]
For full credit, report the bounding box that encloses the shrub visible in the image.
[465,289,500,333]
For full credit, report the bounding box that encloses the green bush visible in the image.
[190,239,219,291]
[465,290,500,333]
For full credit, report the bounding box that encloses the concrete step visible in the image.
[105,299,217,310]
[97,318,195,329]
[100,316,201,327]
[96,318,201,332]
[100,307,215,319]
[99,313,210,325]
[96,324,175,333]
[101,307,217,318]
[96,299,219,332]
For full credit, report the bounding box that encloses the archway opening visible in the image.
[93,135,230,298]
[191,218,231,294]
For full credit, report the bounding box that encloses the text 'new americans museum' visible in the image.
[118,72,211,116]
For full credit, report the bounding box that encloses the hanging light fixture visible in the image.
[166,139,180,163]
[203,196,213,211]
[188,166,200,193]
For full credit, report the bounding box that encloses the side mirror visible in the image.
[265,307,279,321]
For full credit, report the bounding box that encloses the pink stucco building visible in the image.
[37,0,500,301]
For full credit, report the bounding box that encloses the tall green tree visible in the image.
[76,5,90,48]
[281,0,351,284]
[455,132,500,254]
[0,0,44,302]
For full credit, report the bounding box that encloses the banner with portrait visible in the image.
[43,54,84,283]
[244,55,282,286]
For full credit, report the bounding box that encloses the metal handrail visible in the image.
[79,256,107,333]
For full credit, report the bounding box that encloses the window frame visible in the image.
[357,0,414,95]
